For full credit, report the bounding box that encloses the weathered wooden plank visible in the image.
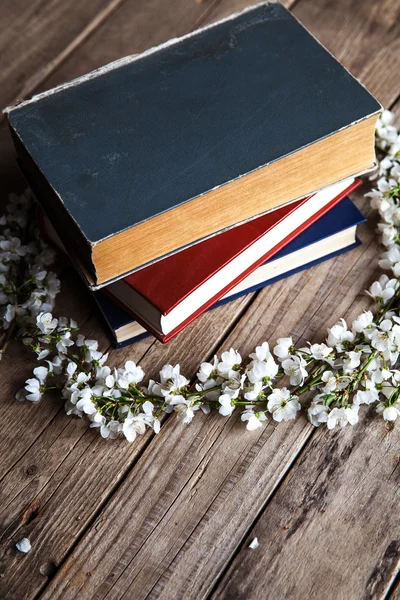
[213,415,400,600]
[0,296,251,600]
[0,0,294,195]
[20,0,249,96]
[0,0,220,195]
[205,4,400,595]
[32,0,400,597]
[292,0,400,108]
[0,0,130,194]
[205,0,400,109]
[203,0,298,20]
[206,3,400,594]
[0,0,127,115]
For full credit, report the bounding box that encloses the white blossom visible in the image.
[16,538,31,553]
[0,237,27,260]
[342,351,361,374]
[281,355,308,385]
[218,393,236,417]
[36,312,58,334]
[307,395,329,427]
[250,342,272,362]
[327,406,359,429]
[273,337,293,361]
[24,365,49,402]
[244,381,264,401]
[146,365,190,405]
[327,319,354,350]
[320,371,337,393]
[217,349,242,377]
[308,343,332,360]
[5,117,400,443]
[353,389,380,405]
[379,245,400,270]
[247,355,278,383]
[352,311,374,334]
[267,388,300,422]
[376,402,400,421]
[249,537,259,550]
[91,417,121,439]
[197,355,219,383]
[168,395,201,424]
[367,275,397,303]
[122,415,148,442]
[241,407,267,430]
[122,403,157,442]
[75,389,97,415]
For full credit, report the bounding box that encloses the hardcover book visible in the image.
[5,2,380,288]
[95,197,366,346]
[105,179,359,342]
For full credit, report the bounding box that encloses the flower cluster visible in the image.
[0,190,59,353]
[2,111,400,442]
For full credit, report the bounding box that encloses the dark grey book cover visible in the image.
[5,1,380,247]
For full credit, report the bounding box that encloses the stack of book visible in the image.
[4,2,380,346]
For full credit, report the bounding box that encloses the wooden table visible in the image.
[1,1,400,598]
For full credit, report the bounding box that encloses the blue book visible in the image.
[94,197,365,347]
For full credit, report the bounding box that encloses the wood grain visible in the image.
[0,0,300,505]
[292,0,400,108]
[0,0,131,194]
[213,414,400,600]
[0,0,299,477]
[0,0,399,599]
[0,269,98,479]
[0,0,127,115]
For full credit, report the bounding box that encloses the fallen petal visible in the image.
[249,537,259,550]
[16,538,31,553]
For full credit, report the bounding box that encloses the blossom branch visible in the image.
[2,111,400,441]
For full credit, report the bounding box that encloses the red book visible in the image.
[106,178,360,342]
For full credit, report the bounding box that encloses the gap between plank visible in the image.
[93,199,381,597]
[140,235,377,599]
[1,0,298,126]
[0,0,295,482]
[0,418,96,544]
[205,243,391,598]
